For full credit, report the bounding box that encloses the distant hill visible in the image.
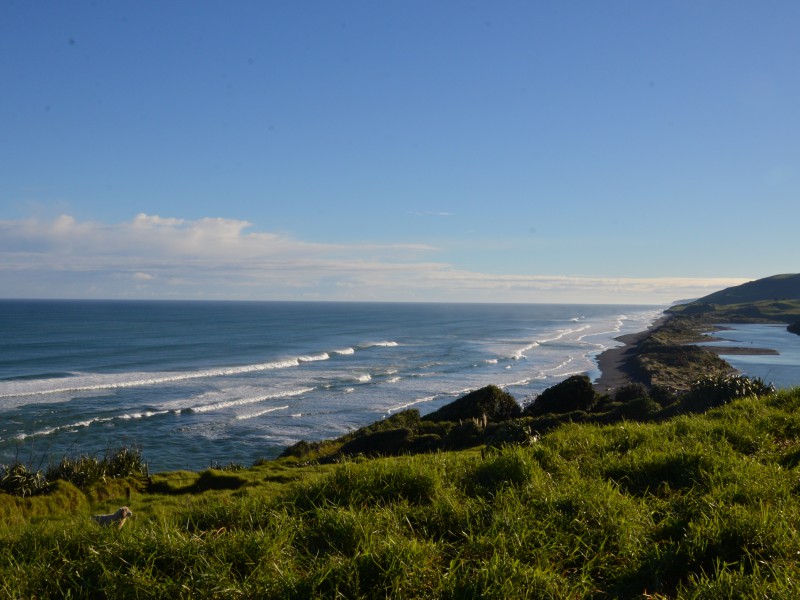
[696,273,800,305]
[668,273,800,323]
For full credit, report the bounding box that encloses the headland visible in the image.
[594,273,800,393]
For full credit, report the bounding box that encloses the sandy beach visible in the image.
[593,317,787,394]
[593,317,667,393]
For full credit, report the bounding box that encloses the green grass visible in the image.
[4,390,800,597]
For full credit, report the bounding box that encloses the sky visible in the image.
[1,1,798,304]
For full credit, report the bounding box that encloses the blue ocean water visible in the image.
[0,300,662,472]
[699,323,800,390]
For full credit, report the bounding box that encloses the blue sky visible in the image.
[2,1,797,303]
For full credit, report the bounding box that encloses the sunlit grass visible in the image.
[3,389,800,597]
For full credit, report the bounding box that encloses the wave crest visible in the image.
[186,387,313,414]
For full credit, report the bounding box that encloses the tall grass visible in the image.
[3,389,800,597]
[1,446,148,500]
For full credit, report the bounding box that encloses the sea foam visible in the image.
[186,387,313,414]
[236,405,290,420]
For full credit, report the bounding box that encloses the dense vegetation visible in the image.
[3,381,798,598]
[0,447,148,498]
[278,375,773,463]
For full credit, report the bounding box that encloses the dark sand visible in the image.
[593,317,780,394]
[593,317,666,394]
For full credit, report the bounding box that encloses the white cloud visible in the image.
[0,214,751,303]
[132,272,155,281]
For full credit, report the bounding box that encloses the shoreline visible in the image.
[593,317,784,394]
[593,316,667,393]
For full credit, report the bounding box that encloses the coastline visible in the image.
[593,317,786,395]
[593,316,667,393]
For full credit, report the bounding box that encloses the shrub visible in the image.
[45,447,148,490]
[443,421,484,450]
[614,383,649,403]
[278,439,321,459]
[484,420,538,449]
[681,375,775,413]
[46,456,103,489]
[608,396,662,422]
[0,463,49,497]
[104,447,148,479]
[425,385,521,423]
[407,433,444,453]
[339,428,412,457]
[649,384,678,407]
[524,375,598,416]
[363,409,421,431]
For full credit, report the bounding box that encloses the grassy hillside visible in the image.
[668,273,800,323]
[4,387,800,598]
[691,273,800,307]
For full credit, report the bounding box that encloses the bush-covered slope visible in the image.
[278,375,773,463]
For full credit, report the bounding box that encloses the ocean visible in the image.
[0,300,663,472]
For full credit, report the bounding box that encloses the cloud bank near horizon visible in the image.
[0,214,750,304]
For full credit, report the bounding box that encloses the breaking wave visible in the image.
[185,387,313,414]
[236,405,290,420]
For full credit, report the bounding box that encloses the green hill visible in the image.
[697,273,800,305]
[669,273,800,323]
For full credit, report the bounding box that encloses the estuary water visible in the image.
[699,323,800,390]
[0,300,662,472]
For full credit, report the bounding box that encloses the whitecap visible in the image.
[298,353,330,363]
[13,413,122,441]
[359,341,399,349]
[0,358,302,401]
[387,395,437,413]
[510,341,540,360]
[186,387,313,414]
[119,410,170,420]
[236,405,289,420]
